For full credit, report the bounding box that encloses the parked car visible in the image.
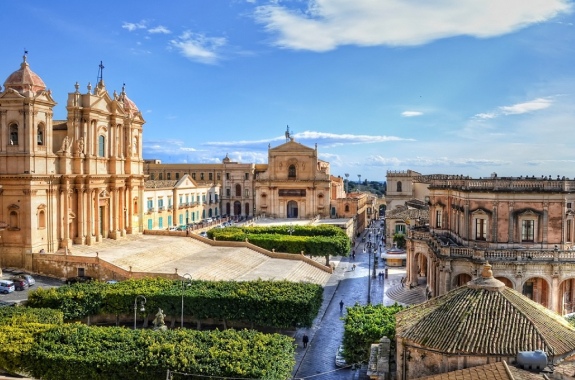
[12,273,35,287]
[0,280,15,294]
[199,231,208,238]
[335,345,347,367]
[9,277,29,291]
[65,276,94,285]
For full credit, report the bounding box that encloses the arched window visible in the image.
[9,211,19,229]
[38,210,46,228]
[37,125,44,145]
[288,164,296,178]
[235,184,241,197]
[397,181,402,192]
[345,204,350,212]
[98,135,105,157]
[9,123,18,145]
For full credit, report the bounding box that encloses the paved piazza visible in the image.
[68,222,332,285]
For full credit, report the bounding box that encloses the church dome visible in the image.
[3,55,46,94]
[396,262,575,359]
[120,84,139,116]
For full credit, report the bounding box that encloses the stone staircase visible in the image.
[385,283,427,306]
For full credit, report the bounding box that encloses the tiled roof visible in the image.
[397,283,575,357]
[414,361,546,380]
[386,206,429,220]
[144,180,178,188]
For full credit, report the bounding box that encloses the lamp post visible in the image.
[345,173,349,194]
[133,295,147,330]
[181,273,192,328]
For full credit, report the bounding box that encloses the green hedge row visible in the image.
[0,318,295,380]
[342,303,404,364]
[27,278,323,328]
[209,225,351,256]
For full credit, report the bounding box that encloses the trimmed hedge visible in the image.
[27,278,323,328]
[209,225,351,257]
[22,325,295,380]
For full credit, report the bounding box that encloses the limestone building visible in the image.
[404,173,575,315]
[254,136,332,219]
[0,56,145,267]
[396,262,575,379]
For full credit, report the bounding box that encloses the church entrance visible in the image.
[287,200,298,218]
[234,201,241,216]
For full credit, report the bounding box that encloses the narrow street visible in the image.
[292,225,398,380]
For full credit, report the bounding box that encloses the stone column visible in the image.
[409,247,418,287]
[86,189,94,245]
[95,190,101,242]
[551,276,560,314]
[508,201,514,244]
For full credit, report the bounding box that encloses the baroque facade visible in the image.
[0,56,145,267]
[403,173,575,315]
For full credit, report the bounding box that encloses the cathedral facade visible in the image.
[0,56,145,267]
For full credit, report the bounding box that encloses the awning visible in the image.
[381,253,407,259]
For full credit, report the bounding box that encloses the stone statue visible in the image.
[76,137,84,155]
[60,136,69,152]
[153,308,167,331]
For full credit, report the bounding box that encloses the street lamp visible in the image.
[181,273,192,328]
[133,295,147,330]
[344,173,349,194]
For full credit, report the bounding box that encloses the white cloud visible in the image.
[368,155,510,168]
[122,21,147,32]
[148,26,171,34]
[401,111,423,117]
[169,31,227,64]
[473,112,496,119]
[254,0,572,51]
[499,98,553,115]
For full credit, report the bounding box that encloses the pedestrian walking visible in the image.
[339,300,344,312]
[302,334,309,348]
[352,264,356,271]
[352,250,355,260]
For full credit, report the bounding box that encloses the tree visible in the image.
[393,233,406,249]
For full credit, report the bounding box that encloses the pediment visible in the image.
[8,204,19,210]
[175,174,197,189]
[270,140,315,153]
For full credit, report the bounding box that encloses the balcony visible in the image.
[147,208,155,214]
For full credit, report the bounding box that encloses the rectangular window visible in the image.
[168,215,172,227]
[202,194,206,203]
[200,173,204,180]
[395,224,406,234]
[98,135,105,157]
[475,219,486,240]
[186,195,189,204]
[226,188,231,196]
[159,217,164,229]
[226,173,230,180]
[568,202,573,209]
[147,199,153,211]
[522,220,535,242]
[179,196,183,205]
[436,210,442,228]
[192,173,196,180]
[167,173,171,180]
[245,189,250,197]
[245,173,249,180]
[217,173,221,181]
[158,199,164,208]
[209,173,213,181]
[175,173,180,180]
[179,214,183,225]
[168,197,172,207]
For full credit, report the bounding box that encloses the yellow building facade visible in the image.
[0,56,145,267]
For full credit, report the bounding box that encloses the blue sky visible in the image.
[1,1,574,181]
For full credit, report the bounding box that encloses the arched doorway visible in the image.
[495,277,513,288]
[233,201,241,216]
[522,277,550,308]
[453,273,472,288]
[287,200,298,218]
[559,278,575,315]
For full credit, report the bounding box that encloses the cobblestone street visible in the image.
[292,226,405,380]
